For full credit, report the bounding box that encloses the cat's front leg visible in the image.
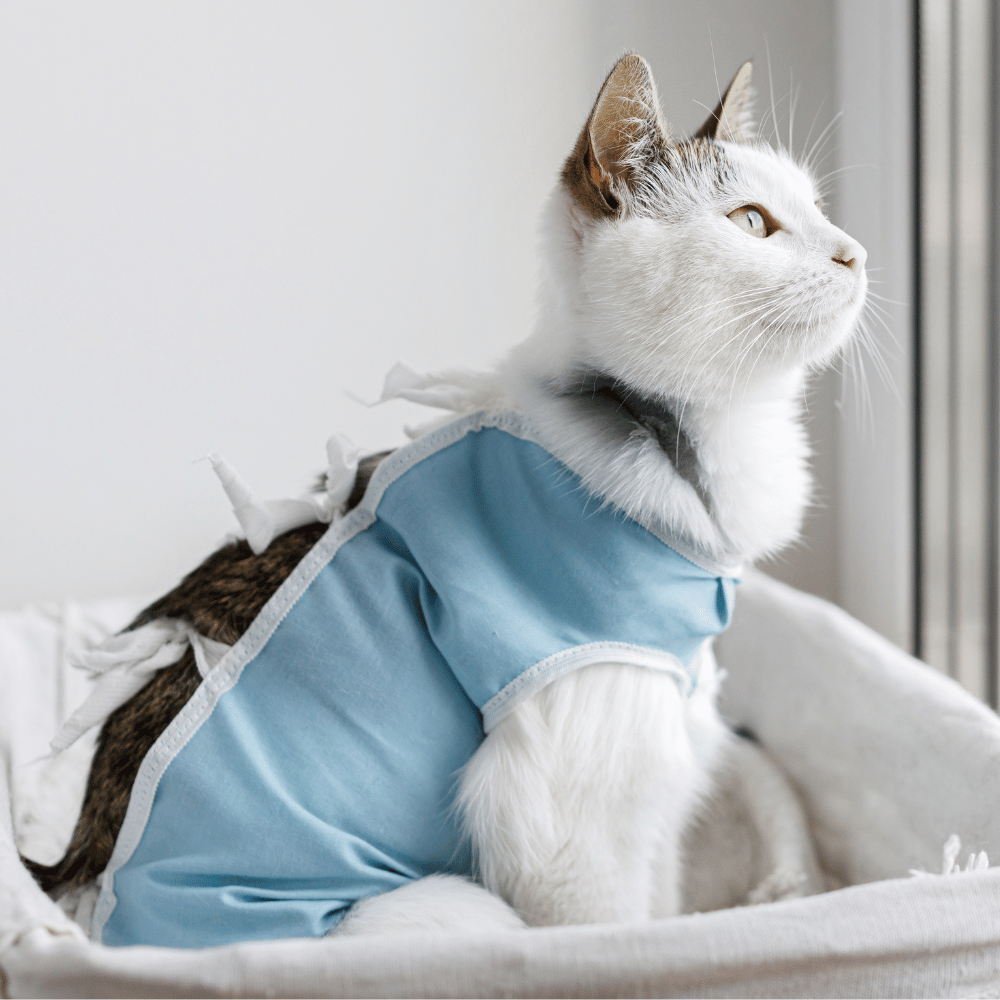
[457,662,712,926]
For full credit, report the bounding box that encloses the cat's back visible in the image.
[21,452,391,897]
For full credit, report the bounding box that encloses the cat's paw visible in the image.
[333,875,526,936]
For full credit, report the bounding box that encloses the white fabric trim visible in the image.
[86,506,377,942]
[379,365,741,578]
[481,643,694,732]
[642,523,743,578]
[366,408,740,577]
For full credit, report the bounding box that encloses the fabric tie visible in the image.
[378,361,476,412]
[207,364,479,554]
[49,620,231,755]
[208,433,360,555]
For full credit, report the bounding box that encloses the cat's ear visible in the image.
[696,61,755,143]
[563,53,672,217]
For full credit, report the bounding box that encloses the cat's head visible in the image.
[532,53,867,409]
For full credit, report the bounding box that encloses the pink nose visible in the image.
[833,238,867,273]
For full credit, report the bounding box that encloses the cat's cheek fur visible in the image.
[575,214,859,405]
[456,649,730,926]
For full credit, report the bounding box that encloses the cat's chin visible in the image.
[765,280,867,371]
[792,318,864,372]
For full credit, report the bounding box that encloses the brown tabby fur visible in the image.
[22,451,391,896]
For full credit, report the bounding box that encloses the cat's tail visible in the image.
[20,854,63,893]
[20,840,102,896]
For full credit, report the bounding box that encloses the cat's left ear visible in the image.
[696,61,755,143]
[563,53,672,217]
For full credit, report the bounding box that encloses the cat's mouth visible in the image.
[551,369,712,512]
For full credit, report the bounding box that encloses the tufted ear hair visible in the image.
[562,52,672,218]
[695,61,756,143]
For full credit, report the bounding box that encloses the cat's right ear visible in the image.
[562,53,672,218]
[695,61,755,143]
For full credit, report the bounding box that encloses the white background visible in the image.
[0,2,911,651]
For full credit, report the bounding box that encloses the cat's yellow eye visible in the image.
[727,205,776,238]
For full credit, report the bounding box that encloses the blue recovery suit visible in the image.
[92,410,739,948]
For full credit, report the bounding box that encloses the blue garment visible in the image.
[93,411,739,948]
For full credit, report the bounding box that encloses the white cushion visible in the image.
[1,574,997,998]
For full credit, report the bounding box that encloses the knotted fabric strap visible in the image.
[49,620,232,754]
[51,367,470,752]
[207,364,478,554]
[209,433,360,556]
[378,361,477,412]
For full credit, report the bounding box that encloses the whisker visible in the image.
[864,290,905,307]
[813,163,869,188]
[734,298,803,404]
[788,72,798,154]
[673,298,788,426]
[801,111,842,174]
[849,331,876,440]
[765,41,781,153]
[800,96,828,162]
[709,29,724,107]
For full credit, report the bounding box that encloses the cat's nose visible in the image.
[832,238,867,274]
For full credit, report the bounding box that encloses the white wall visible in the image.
[1,2,864,614]
[0,1,591,606]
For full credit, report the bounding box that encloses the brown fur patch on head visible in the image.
[562,52,672,220]
[561,126,621,220]
[668,137,731,187]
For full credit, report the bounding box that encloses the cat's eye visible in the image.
[727,205,776,238]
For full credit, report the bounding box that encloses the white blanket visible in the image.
[1,573,998,998]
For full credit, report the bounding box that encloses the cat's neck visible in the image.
[492,346,811,566]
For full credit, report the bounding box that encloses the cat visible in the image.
[23,52,865,943]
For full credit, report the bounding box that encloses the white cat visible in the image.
[30,53,864,943]
[337,53,866,934]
